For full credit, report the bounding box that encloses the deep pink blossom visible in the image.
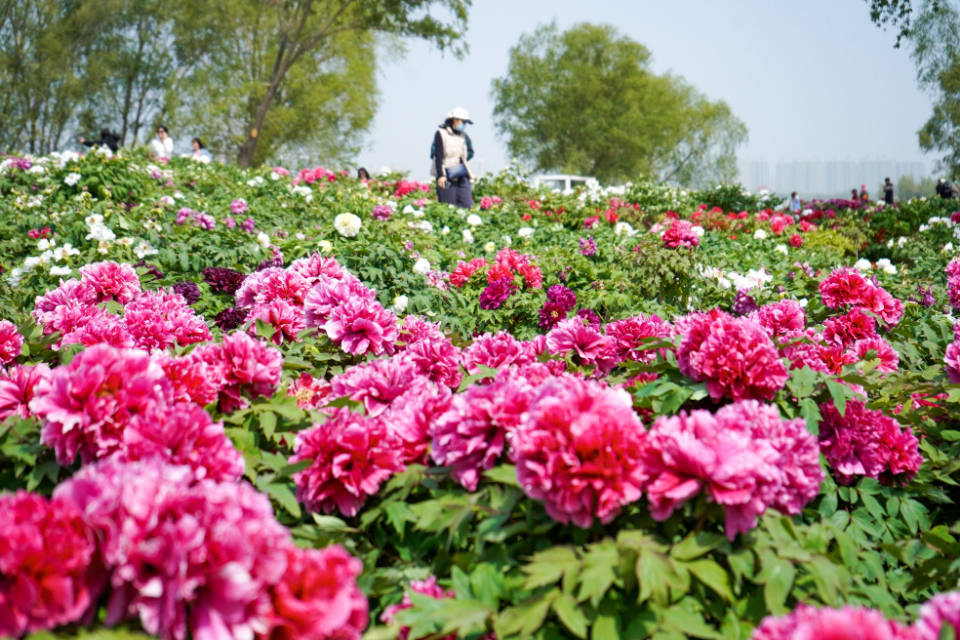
[449,258,487,287]
[291,409,404,517]
[819,399,922,485]
[676,310,788,401]
[0,320,23,364]
[33,278,98,328]
[0,364,50,422]
[752,603,920,640]
[945,340,960,384]
[31,344,172,465]
[914,591,960,640]
[324,297,399,356]
[235,267,311,309]
[247,299,307,345]
[851,336,899,372]
[403,335,463,389]
[397,315,446,347]
[55,459,290,640]
[288,253,347,285]
[303,275,375,327]
[661,219,700,248]
[79,261,141,304]
[749,300,806,338]
[59,307,135,350]
[513,377,648,527]
[287,372,332,410]
[778,329,830,373]
[605,313,673,363]
[263,545,368,640]
[819,267,903,326]
[123,289,212,351]
[461,331,536,374]
[823,307,878,348]
[385,379,452,465]
[0,491,103,637]
[330,355,418,417]
[194,331,283,412]
[479,277,517,310]
[157,352,225,407]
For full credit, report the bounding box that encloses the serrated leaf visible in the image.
[670,532,726,561]
[552,592,588,638]
[578,541,617,607]
[484,464,520,486]
[686,559,733,602]
[523,546,579,590]
[265,482,300,518]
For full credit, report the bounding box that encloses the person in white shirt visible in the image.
[151,125,173,158]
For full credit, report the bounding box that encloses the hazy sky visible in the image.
[356,0,934,178]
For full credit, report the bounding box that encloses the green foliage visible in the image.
[490,22,748,186]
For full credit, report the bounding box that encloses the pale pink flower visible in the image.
[288,253,347,285]
[914,591,960,640]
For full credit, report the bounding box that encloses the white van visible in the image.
[531,174,600,194]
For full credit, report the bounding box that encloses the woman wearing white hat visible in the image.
[431,107,475,208]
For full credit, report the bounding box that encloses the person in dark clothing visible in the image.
[937,178,959,199]
[79,129,121,152]
[432,107,474,208]
[883,177,894,205]
[859,184,869,203]
[851,188,859,202]
[357,167,371,180]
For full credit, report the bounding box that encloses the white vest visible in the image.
[435,126,473,179]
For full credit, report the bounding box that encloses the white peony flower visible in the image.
[854,258,872,271]
[502,235,512,246]
[691,225,705,237]
[391,295,409,314]
[318,240,333,253]
[413,258,431,275]
[134,241,157,259]
[256,231,271,247]
[441,226,450,235]
[775,244,788,255]
[518,227,534,239]
[36,238,52,251]
[64,172,81,186]
[614,221,636,237]
[50,265,72,276]
[798,298,809,308]
[334,213,362,238]
[943,242,955,253]
[717,276,732,290]
[462,228,474,244]
[753,229,768,240]
[466,213,483,226]
[414,220,432,233]
[484,241,496,253]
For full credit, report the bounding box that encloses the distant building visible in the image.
[738,158,927,197]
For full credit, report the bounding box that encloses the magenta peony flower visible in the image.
[380,576,456,640]
[819,267,903,326]
[605,313,672,363]
[157,352,226,407]
[385,378,452,465]
[247,298,307,345]
[0,364,50,422]
[324,297,399,357]
[123,289,212,351]
[230,198,248,214]
[676,309,788,401]
[397,314,447,347]
[819,399,922,485]
[303,274,376,328]
[546,317,619,372]
[79,261,141,304]
[55,459,291,640]
[851,336,899,372]
[264,545,368,640]
[123,402,244,481]
[513,376,648,527]
[0,491,104,637]
[914,591,960,640]
[579,236,598,257]
[291,409,404,517]
[371,204,392,220]
[33,278,98,328]
[288,253,347,285]
[59,307,135,350]
[0,320,22,364]
[330,355,418,417]
[31,344,172,465]
[779,329,830,373]
[823,307,878,348]
[235,267,311,309]
[752,603,919,640]
[214,306,248,332]
[661,219,700,248]
[194,331,283,412]
[461,331,536,374]
[538,300,569,330]
[402,335,463,389]
[546,284,577,311]
[479,277,517,310]
[945,340,960,384]
[749,300,806,338]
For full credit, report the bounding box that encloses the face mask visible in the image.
[454,123,465,133]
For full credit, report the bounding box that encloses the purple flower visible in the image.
[242,218,256,233]
[175,207,192,225]
[479,277,517,310]
[214,306,249,331]
[576,308,601,328]
[732,289,758,315]
[579,236,597,257]
[538,300,568,330]
[231,198,248,215]
[203,267,246,294]
[372,205,392,220]
[546,285,577,311]
[172,281,201,305]
[917,284,936,307]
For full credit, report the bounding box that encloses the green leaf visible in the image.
[494,590,557,638]
[311,513,351,532]
[660,604,722,639]
[686,559,733,602]
[259,411,277,439]
[592,614,620,640]
[825,379,850,415]
[265,482,300,518]
[578,541,618,607]
[484,464,520,487]
[523,546,580,590]
[552,592,588,638]
[670,532,726,561]
[761,557,794,614]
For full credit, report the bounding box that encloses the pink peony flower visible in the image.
[33,278,98,328]
[79,261,141,304]
[291,409,404,517]
[31,344,172,465]
[749,300,806,338]
[123,402,244,481]
[324,298,398,357]
[59,307,135,350]
[303,274,375,328]
[823,307,878,348]
[479,277,517,310]
[402,335,463,389]
[0,491,103,637]
[397,315,446,347]
[0,364,50,422]
[0,320,23,364]
[914,591,960,640]
[851,336,899,372]
[263,545,368,640]
[778,329,830,373]
[247,298,307,345]
[385,378,452,465]
[605,313,673,363]
[676,310,788,401]
[55,459,290,640]
[235,267,311,309]
[330,355,418,417]
[752,603,919,640]
[380,576,455,640]
[123,289,212,351]
[513,377,648,527]
[288,253,347,285]
[546,317,619,373]
[157,352,226,407]
[661,219,700,248]
[449,258,487,288]
[194,331,283,412]
[945,340,960,384]
[819,267,903,326]
[819,399,922,485]
[461,331,536,374]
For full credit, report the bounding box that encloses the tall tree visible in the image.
[490,22,747,186]
[169,0,470,167]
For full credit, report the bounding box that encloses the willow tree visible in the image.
[169,0,471,167]
[490,22,747,186]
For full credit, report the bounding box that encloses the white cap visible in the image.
[446,106,472,123]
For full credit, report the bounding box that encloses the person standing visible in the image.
[788,191,801,214]
[851,188,859,202]
[432,107,474,208]
[859,183,869,203]
[151,125,173,158]
[191,138,212,163]
[883,177,894,205]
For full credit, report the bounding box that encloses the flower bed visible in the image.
[0,149,958,639]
